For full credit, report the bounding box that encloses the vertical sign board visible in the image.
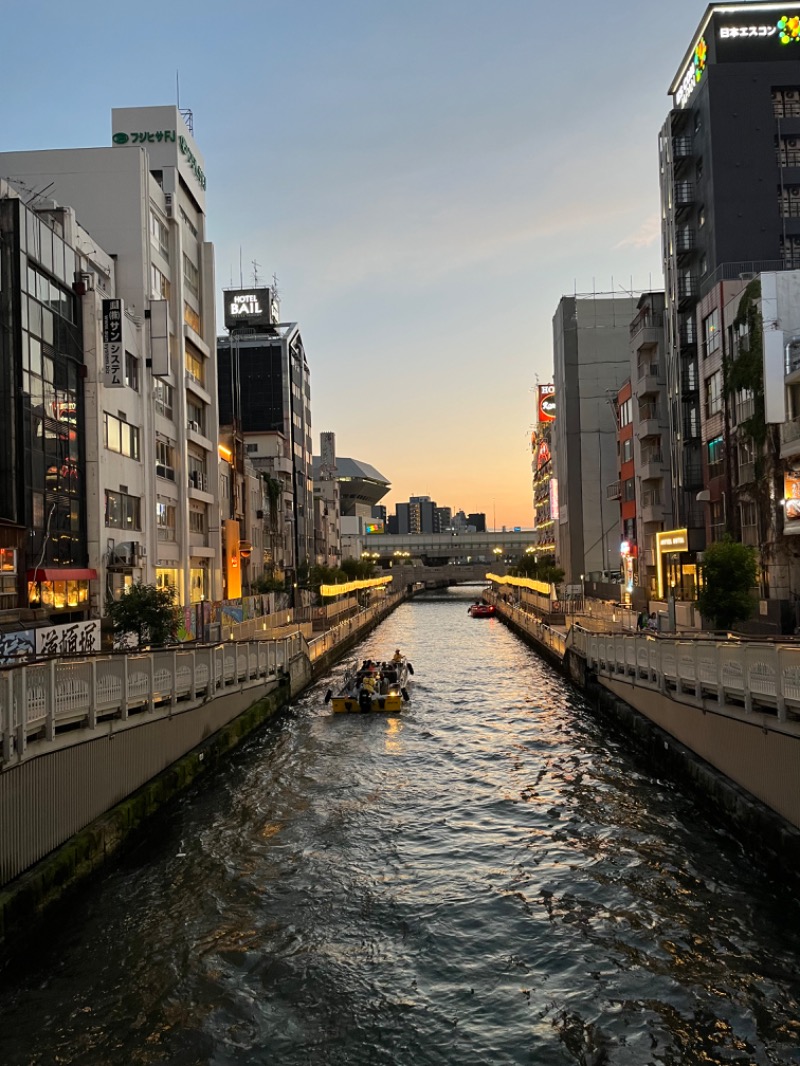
[102,298,124,387]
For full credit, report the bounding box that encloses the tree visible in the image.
[696,537,758,631]
[341,557,375,580]
[107,583,181,648]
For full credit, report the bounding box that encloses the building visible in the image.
[552,293,640,582]
[467,513,487,533]
[659,1,800,575]
[313,432,342,570]
[0,105,221,609]
[629,293,673,598]
[217,289,313,580]
[531,384,556,555]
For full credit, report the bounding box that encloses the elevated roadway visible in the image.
[364,530,537,565]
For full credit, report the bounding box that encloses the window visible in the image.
[0,548,16,605]
[184,302,201,333]
[698,206,705,228]
[156,439,175,481]
[186,347,205,385]
[624,478,636,501]
[183,254,199,297]
[618,398,633,427]
[104,413,140,459]
[179,206,198,238]
[150,212,169,259]
[150,264,170,300]
[156,501,176,541]
[246,442,258,453]
[621,438,633,463]
[187,400,204,434]
[706,371,723,417]
[154,381,174,419]
[707,435,725,479]
[189,509,206,534]
[105,489,141,530]
[125,352,139,391]
[188,455,207,490]
[702,309,720,357]
[156,568,179,596]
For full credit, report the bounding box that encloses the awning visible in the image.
[26,568,98,582]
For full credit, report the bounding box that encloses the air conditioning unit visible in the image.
[188,420,199,432]
[164,193,174,217]
[196,474,205,491]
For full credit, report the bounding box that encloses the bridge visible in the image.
[374,563,502,588]
[362,530,539,566]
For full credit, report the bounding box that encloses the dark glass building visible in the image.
[0,184,92,616]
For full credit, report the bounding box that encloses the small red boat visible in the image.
[468,602,496,618]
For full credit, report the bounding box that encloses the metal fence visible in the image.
[0,634,305,767]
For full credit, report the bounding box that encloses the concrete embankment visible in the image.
[0,594,405,950]
[490,597,800,879]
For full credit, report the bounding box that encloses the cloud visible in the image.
[614,213,661,250]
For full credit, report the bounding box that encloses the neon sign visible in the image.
[675,36,707,108]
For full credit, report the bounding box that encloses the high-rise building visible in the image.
[217,291,314,577]
[659,1,800,566]
[0,106,221,608]
[552,293,639,582]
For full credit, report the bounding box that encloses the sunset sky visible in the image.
[2,0,707,528]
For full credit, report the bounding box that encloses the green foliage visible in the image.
[509,553,564,585]
[251,573,285,594]
[307,564,348,591]
[726,280,766,448]
[261,474,282,531]
[696,537,758,630]
[341,557,375,580]
[107,583,181,647]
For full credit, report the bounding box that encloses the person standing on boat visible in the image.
[392,649,403,663]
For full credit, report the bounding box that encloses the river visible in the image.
[1,586,799,1065]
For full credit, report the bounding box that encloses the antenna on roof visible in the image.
[176,69,194,133]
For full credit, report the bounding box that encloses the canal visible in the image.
[1,586,800,1065]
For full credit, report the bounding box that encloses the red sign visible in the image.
[538,385,556,423]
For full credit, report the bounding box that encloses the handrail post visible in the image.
[16,667,27,757]
[148,654,155,713]
[121,655,129,721]
[89,660,97,729]
[3,672,13,762]
[171,649,178,710]
[46,659,56,742]
[190,650,197,701]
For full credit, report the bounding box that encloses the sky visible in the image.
[2,0,709,528]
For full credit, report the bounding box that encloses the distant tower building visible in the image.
[467,513,487,533]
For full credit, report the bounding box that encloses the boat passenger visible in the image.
[392,649,403,663]
[361,674,377,694]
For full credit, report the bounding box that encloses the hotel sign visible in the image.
[224,287,274,330]
[656,529,688,553]
[537,384,556,423]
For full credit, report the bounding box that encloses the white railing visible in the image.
[0,634,305,766]
[574,629,800,721]
[307,591,405,663]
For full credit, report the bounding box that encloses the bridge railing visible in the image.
[0,634,305,766]
[580,630,800,721]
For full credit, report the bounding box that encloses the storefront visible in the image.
[655,529,700,602]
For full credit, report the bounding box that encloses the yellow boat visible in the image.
[325,655,413,714]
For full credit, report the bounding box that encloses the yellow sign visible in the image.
[655,528,688,599]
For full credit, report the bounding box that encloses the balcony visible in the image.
[675,229,695,255]
[737,396,755,424]
[673,136,694,159]
[781,415,800,458]
[674,181,695,207]
[638,404,662,438]
[786,340,800,383]
[641,489,664,524]
[635,360,662,400]
[606,481,622,501]
[639,449,665,482]
[737,460,756,486]
[679,322,697,348]
[677,275,699,303]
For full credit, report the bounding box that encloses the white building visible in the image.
[0,107,222,606]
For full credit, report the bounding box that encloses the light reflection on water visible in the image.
[1,586,800,1065]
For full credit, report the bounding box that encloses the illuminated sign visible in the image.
[537,384,556,423]
[785,464,800,520]
[675,36,707,108]
[365,521,385,535]
[720,24,778,39]
[224,287,275,331]
[102,298,124,388]
[657,529,688,553]
[536,439,551,472]
[779,14,800,43]
[549,478,559,520]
